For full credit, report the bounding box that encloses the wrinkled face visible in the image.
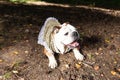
[55,23,79,45]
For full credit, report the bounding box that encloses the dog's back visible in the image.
[38,17,61,51]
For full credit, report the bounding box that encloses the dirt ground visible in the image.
[0,2,120,80]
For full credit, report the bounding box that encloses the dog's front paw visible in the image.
[49,58,57,69]
[73,48,84,61]
[75,53,84,61]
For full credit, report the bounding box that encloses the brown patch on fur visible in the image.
[63,22,69,26]
[43,48,53,56]
[55,26,61,29]
[52,26,61,34]
[64,45,68,51]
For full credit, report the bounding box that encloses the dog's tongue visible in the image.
[68,41,79,48]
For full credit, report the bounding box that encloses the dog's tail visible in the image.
[38,17,61,47]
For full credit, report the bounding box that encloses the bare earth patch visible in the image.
[0,2,120,80]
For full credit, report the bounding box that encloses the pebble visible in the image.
[0,76,3,79]
[0,59,3,63]
[25,29,29,33]
[75,63,82,69]
[25,51,29,54]
[12,70,19,74]
[18,78,24,80]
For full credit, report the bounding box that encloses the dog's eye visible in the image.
[64,32,68,36]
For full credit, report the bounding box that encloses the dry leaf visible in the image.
[111,70,120,77]
[105,39,110,43]
[13,51,19,55]
[111,71,116,75]
[75,63,82,69]
[0,59,3,63]
[94,65,100,71]
[113,61,117,64]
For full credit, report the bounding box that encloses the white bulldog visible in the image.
[38,17,84,69]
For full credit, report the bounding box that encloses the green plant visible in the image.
[3,72,12,79]
[9,0,27,3]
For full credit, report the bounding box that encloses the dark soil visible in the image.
[0,2,120,80]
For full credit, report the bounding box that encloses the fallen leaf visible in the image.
[105,39,110,43]
[111,71,116,75]
[13,51,19,55]
[113,61,117,64]
[111,70,120,78]
[75,63,82,69]
[0,59,3,63]
[94,65,100,71]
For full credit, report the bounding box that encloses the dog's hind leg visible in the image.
[44,48,57,69]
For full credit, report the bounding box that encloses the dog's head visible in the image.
[53,23,79,48]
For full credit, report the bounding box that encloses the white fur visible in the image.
[58,24,78,45]
[54,39,65,54]
[48,55,57,68]
[73,48,84,61]
[54,23,77,54]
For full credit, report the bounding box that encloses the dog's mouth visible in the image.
[67,40,79,49]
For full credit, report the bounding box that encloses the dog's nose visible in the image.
[73,31,78,37]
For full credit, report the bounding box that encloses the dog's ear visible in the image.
[53,26,61,34]
[63,22,69,26]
